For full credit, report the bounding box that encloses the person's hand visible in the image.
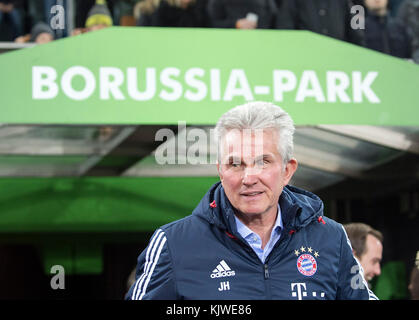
[236,18,257,29]
[14,34,30,43]
[0,3,5,12]
[71,28,85,36]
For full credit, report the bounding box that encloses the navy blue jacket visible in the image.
[126,182,378,300]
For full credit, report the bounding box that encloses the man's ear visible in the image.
[283,158,298,186]
[217,161,223,182]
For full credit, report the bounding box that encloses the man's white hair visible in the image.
[214,101,295,164]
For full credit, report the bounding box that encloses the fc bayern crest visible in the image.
[297,254,318,277]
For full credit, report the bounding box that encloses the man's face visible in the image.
[217,129,297,217]
[180,0,193,8]
[364,0,388,12]
[359,234,383,281]
[35,32,53,44]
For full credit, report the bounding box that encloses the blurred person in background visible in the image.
[276,0,365,45]
[30,21,55,43]
[408,251,419,299]
[150,0,208,27]
[14,21,55,44]
[363,0,411,58]
[72,0,113,35]
[397,0,419,63]
[344,223,383,284]
[0,0,23,40]
[388,0,407,17]
[134,0,159,26]
[207,0,278,29]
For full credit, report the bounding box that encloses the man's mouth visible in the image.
[240,191,264,197]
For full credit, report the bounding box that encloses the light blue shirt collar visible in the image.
[234,204,283,263]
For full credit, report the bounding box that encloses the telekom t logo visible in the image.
[291,282,325,300]
[291,283,307,300]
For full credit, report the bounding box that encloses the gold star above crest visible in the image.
[307,247,313,253]
[314,251,319,258]
[294,250,300,256]
[300,246,306,252]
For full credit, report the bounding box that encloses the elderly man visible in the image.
[126,101,377,300]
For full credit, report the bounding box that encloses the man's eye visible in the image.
[256,160,268,167]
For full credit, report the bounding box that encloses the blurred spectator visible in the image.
[85,0,113,30]
[276,0,365,45]
[207,0,278,29]
[364,0,411,58]
[397,0,419,63]
[113,0,137,26]
[0,0,23,40]
[30,21,54,43]
[344,223,383,283]
[75,0,118,27]
[150,0,208,27]
[72,0,113,35]
[388,0,406,17]
[14,21,55,44]
[135,0,160,26]
[408,251,419,299]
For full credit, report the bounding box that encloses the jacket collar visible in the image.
[192,182,324,234]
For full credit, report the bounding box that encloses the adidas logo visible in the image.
[210,260,236,278]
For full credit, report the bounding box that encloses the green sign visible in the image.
[1,27,419,125]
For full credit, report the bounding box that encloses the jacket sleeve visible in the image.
[125,229,177,300]
[336,225,379,300]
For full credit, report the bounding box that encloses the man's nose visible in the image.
[374,264,381,277]
[242,166,260,185]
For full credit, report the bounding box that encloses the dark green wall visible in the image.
[0,177,219,274]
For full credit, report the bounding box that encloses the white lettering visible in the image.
[351,5,365,30]
[127,67,156,101]
[100,67,125,100]
[61,66,95,100]
[159,67,182,101]
[223,69,254,101]
[327,71,351,103]
[50,265,65,290]
[291,282,307,300]
[30,66,381,104]
[184,68,207,101]
[50,5,65,30]
[155,128,176,165]
[296,70,326,102]
[352,71,380,103]
[187,128,208,165]
[273,70,297,102]
[32,66,58,99]
[210,68,221,101]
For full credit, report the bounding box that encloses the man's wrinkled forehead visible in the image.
[219,128,278,161]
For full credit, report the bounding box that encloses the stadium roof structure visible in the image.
[0,27,418,233]
[0,27,418,189]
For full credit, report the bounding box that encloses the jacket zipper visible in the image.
[264,264,269,279]
[263,263,272,299]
